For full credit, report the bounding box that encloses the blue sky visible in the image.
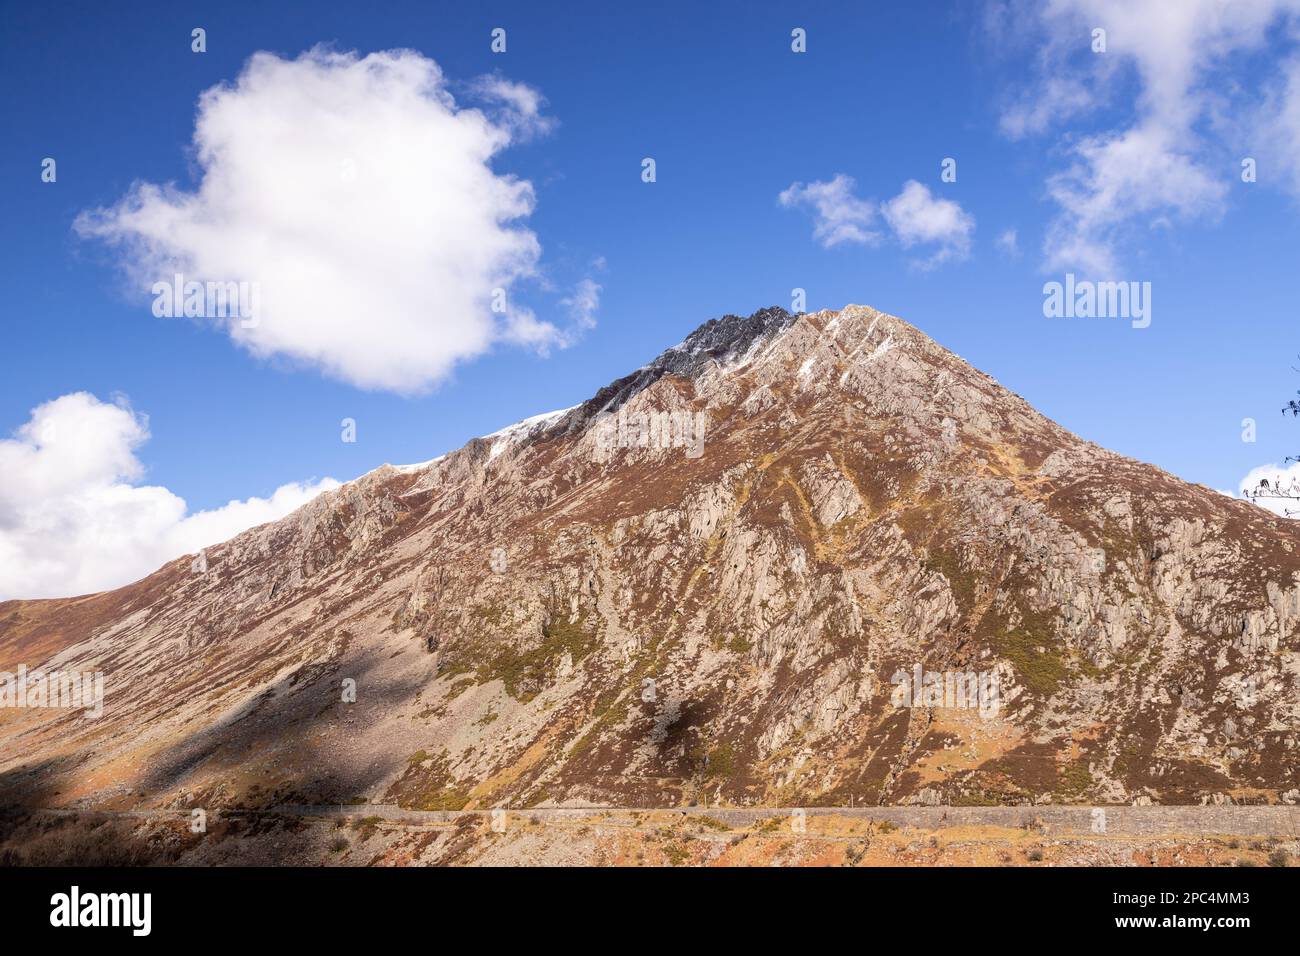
[3,0,1300,596]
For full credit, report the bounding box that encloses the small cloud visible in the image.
[880,180,975,268]
[468,73,557,142]
[778,174,880,248]
[560,277,601,333]
[780,175,975,268]
[996,227,1020,258]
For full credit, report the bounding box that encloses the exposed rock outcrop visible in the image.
[3,304,1298,816]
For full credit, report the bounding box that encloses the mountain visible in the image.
[3,303,1299,828]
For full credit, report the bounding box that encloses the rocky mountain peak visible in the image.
[3,301,1299,829]
[562,305,797,433]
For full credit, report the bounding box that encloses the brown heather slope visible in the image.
[2,304,1299,818]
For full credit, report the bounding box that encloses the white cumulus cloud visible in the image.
[75,47,590,394]
[0,393,338,600]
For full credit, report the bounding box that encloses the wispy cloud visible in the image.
[468,73,558,142]
[561,277,601,334]
[778,174,881,247]
[996,227,1020,258]
[991,0,1300,277]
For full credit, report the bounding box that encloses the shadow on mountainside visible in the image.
[135,636,438,810]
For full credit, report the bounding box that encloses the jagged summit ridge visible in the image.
[665,305,797,367]
[558,305,796,434]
